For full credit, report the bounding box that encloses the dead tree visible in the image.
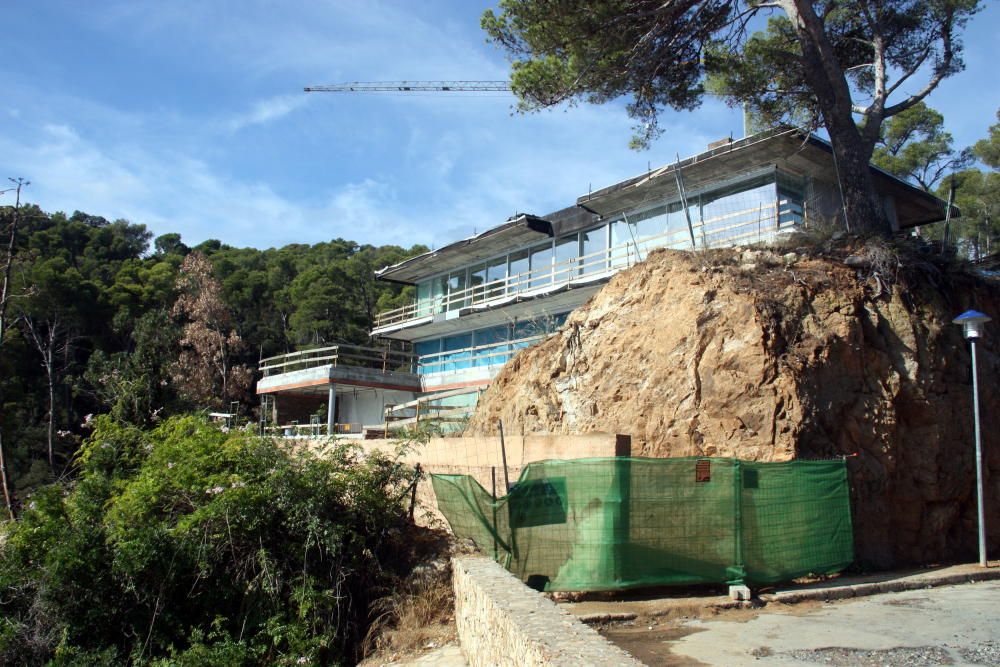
[0,178,29,520]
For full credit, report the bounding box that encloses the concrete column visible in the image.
[327,383,337,435]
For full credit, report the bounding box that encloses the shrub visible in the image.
[0,415,421,666]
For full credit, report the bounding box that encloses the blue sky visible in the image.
[2,1,998,251]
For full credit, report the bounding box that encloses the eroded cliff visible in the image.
[466,242,1000,568]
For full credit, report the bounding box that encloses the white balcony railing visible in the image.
[416,333,547,375]
[259,344,417,377]
[374,200,796,330]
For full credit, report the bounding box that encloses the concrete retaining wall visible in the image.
[298,433,630,528]
[453,555,642,667]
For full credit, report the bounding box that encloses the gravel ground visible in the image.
[783,640,1000,666]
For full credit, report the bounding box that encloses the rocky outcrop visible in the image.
[466,244,1000,568]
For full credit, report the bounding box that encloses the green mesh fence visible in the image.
[432,457,853,592]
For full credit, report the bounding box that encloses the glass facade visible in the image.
[410,170,804,319]
[416,313,569,375]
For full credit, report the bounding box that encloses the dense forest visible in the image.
[0,206,426,501]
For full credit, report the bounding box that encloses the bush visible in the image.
[0,416,421,666]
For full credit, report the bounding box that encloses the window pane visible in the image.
[550,312,569,330]
[632,205,668,240]
[442,333,473,371]
[664,201,696,249]
[470,263,487,303]
[430,276,446,314]
[474,325,510,367]
[508,249,530,293]
[609,221,634,268]
[486,256,507,299]
[554,235,578,280]
[700,177,776,247]
[416,281,432,317]
[580,225,606,275]
[529,242,554,289]
[415,339,442,373]
[447,270,467,310]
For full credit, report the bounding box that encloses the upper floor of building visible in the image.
[370,128,954,339]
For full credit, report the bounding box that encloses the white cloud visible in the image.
[225,94,310,132]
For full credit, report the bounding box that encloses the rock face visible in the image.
[466,245,1000,568]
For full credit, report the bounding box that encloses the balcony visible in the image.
[259,344,416,377]
[373,199,797,334]
[416,334,546,375]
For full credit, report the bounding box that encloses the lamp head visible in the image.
[953,310,992,340]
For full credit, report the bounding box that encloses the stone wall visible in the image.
[452,555,642,667]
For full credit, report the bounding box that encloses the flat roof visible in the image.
[376,127,955,285]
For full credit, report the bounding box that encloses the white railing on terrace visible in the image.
[374,200,797,330]
[416,333,547,375]
[259,344,417,377]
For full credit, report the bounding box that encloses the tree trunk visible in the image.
[826,119,892,234]
[0,432,14,520]
[0,183,23,520]
[47,359,55,474]
[781,0,891,236]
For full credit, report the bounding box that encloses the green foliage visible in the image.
[0,415,422,665]
[0,202,426,499]
[872,102,972,191]
[484,1,981,149]
[928,168,1000,259]
[483,1,982,232]
[973,108,1000,169]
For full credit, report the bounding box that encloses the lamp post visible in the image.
[953,310,992,567]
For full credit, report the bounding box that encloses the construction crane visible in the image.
[304,81,512,93]
[305,80,750,136]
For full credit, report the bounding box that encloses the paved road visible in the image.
[669,580,1000,666]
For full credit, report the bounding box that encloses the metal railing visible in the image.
[416,334,547,375]
[374,201,796,330]
[384,386,484,430]
[259,344,417,377]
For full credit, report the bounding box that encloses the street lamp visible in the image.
[953,309,991,567]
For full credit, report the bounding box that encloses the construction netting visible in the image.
[432,457,853,591]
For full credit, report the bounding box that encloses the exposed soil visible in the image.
[467,239,1000,568]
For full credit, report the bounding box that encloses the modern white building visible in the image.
[257,128,954,435]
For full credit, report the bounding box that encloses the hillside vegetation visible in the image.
[0,206,426,497]
[0,416,429,665]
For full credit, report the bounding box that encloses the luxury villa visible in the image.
[255,127,954,436]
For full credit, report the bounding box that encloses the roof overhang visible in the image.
[376,214,554,285]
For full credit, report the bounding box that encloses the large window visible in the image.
[529,242,554,289]
[442,333,473,371]
[580,225,607,275]
[508,249,530,293]
[554,235,579,278]
[470,263,487,303]
[699,175,777,247]
[486,256,507,299]
[447,270,468,311]
[415,312,571,375]
[416,281,432,317]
